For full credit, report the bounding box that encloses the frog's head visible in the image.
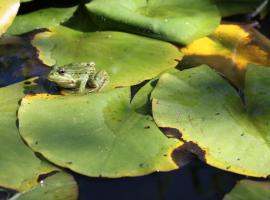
[48,66,78,88]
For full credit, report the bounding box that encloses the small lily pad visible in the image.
[152,64,270,177]
[12,172,78,200]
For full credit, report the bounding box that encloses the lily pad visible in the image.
[180,24,270,87]
[0,0,20,36]
[32,25,182,89]
[86,0,220,45]
[223,180,270,200]
[0,79,56,191]
[12,172,78,200]
[152,64,270,177]
[6,7,77,35]
[18,87,182,177]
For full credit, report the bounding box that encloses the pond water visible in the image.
[75,160,241,200]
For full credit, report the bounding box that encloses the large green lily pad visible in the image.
[223,180,270,200]
[18,87,182,177]
[32,25,181,89]
[6,7,77,35]
[12,172,78,200]
[0,79,56,191]
[152,64,270,177]
[86,0,220,45]
[0,0,20,36]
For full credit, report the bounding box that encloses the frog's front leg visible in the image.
[78,74,90,93]
[88,70,109,92]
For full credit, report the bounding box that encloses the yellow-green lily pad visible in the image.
[32,25,182,89]
[0,0,20,36]
[223,179,270,200]
[18,87,182,177]
[152,64,270,177]
[6,7,77,35]
[0,79,56,191]
[12,172,78,200]
[86,0,220,45]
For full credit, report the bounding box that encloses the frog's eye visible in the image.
[58,69,65,75]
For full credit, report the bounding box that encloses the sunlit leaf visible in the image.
[86,0,220,45]
[0,0,20,36]
[32,25,182,89]
[18,87,182,177]
[152,64,270,177]
[181,24,270,87]
[223,179,270,200]
[12,172,78,200]
[6,7,77,35]
[0,79,56,191]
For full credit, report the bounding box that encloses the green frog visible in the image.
[48,62,109,93]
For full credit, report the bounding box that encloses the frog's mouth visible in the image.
[48,77,77,88]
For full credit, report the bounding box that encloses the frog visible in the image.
[48,62,109,93]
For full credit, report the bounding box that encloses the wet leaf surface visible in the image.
[152,64,270,177]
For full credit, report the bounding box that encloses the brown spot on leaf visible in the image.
[144,125,150,129]
[159,127,183,140]
[172,142,206,167]
[24,81,32,85]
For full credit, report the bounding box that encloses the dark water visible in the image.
[74,160,241,200]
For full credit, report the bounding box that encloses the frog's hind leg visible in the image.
[88,70,109,92]
[78,74,90,93]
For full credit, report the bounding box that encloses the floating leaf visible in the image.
[32,25,181,89]
[12,172,78,200]
[86,0,220,45]
[0,80,56,191]
[223,180,270,200]
[0,0,20,36]
[181,24,270,87]
[6,7,77,35]
[152,64,270,177]
[18,87,182,177]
